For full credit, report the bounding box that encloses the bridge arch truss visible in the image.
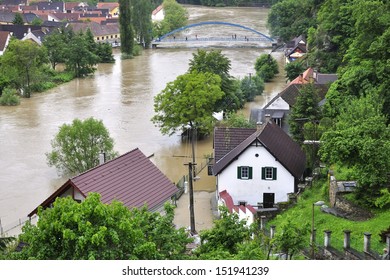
[154,21,275,43]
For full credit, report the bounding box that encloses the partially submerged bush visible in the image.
[0,87,20,106]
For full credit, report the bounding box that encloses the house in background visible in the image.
[28,148,179,218]
[0,30,12,55]
[290,67,338,85]
[96,2,119,18]
[212,118,306,220]
[250,68,337,133]
[69,21,120,44]
[285,35,307,63]
[152,4,164,21]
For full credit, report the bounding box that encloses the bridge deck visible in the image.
[154,37,271,43]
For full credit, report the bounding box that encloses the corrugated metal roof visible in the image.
[70,148,179,210]
[29,148,179,216]
[213,122,306,178]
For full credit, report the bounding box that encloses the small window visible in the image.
[237,166,253,180]
[262,167,277,180]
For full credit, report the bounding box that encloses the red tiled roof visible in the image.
[0,30,11,52]
[29,148,179,216]
[152,4,163,15]
[96,3,119,10]
[246,204,257,214]
[290,67,314,84]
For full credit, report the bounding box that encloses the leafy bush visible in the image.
[52,72,75,84]
[30,82,57,92]
[0,88,20,106]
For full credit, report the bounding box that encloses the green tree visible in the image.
[153,0,188,37]
[96,42,115,63]
[195,207,252,258]
[219,112,256,128]
[188,49,244,113]
[163,0,188,30]
[239,74,264,102]
[285,60,305,82]
[151,71,224,136]
[267,0,319,42]
[63,32,99,77]
[43,29,66,70]
[319,93,390,206]
[288,83,321,145]
[254,54,279,82]
[46,117,118,176]
[14,193,192,260]
[307,0,355,73]
[1,39,48,97]
[132,0,154,48]
[119,0,134,56]
[271,219,308,260]
[12,13,24,25]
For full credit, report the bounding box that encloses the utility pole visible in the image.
[185,161,196,235]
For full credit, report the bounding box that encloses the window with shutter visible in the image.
[238,166,252,180]
[262,167,277,180]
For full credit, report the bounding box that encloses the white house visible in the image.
[152,4,164,21]
[212,117,306,211]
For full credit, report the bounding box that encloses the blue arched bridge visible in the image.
[152,21,276,48]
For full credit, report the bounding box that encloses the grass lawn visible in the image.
[267,176,390,256]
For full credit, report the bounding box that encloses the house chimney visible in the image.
[264,114,271,124]
[99,151,106,165]
[256,121,262,131]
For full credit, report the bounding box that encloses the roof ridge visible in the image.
[71,147,139,180]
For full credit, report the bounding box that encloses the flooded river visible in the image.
[0,5,287,233]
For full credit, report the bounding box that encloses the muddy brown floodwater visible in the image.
[0,5,287,234]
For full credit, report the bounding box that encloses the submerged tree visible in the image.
[132,0,154,48]
[152,71,224,136]
[119,0,134,56]
[1,39,48,97]
[254,54,279,82]
[46,117,118,176]
[188,49,244,113]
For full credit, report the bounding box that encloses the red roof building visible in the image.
[28,148,179,217]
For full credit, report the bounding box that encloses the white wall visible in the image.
[217,144,295,206]
[267,97,289,110]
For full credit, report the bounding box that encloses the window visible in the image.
[262,167,277,180]
[237,166,252,180]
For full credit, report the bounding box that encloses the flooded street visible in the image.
[0,5,287,233]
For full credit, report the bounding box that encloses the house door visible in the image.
[263,193,275,208]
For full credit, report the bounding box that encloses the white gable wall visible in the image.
[217,144,295,206]
[267,97,289,110]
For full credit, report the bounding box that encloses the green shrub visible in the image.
[0,88,20,106]
[52,72,75,84]
[133,44,142,56]
[30,82,57,92]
